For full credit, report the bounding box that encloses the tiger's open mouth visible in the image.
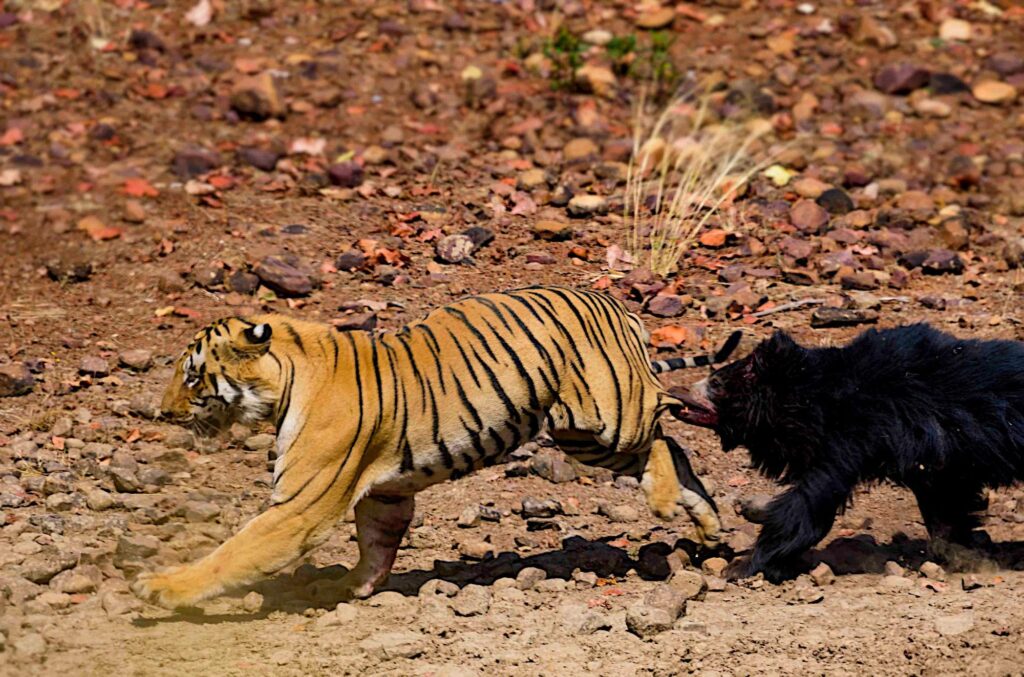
[668,387,718,428]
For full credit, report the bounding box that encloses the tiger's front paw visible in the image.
[132,566,215,610]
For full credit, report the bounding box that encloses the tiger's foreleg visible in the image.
[133,460,354,609]
[642,436,721,546]
[336,494,415,600]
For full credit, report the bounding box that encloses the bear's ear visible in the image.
[752,331,801,374]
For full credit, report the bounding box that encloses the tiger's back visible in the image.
[369,286,674,494]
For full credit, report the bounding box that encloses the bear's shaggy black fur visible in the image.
[675,323,1024,583]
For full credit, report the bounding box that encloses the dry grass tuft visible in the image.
[623,91,775,277]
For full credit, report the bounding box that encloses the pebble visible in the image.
[530,449,577,483]
[230,72,284,121]
[919,561,946,581]
[85,488,115,511]
[987,52,1024,77]
[532,220,571,241]
[254,254,318,297]
[515,566,547,590]
[184,500,221,523]
[883,561,905,577]
[238,147,281,172]
[118,349,153,371]
[598,503,640,523]
[566,194,608,218]
[647,294,685,318]
[810,308,879,328]
[172,145,221,179]
[792,177,829,199]
[816,188,854,215]
[563,138,599,162]
[535,578,568,593]
[435,234,476,264]
[912,98,952,118]
[101,591,141,617]
[243,433,276,451]
[458,539,495,561]
[581,29,613,46]
[938,18,971,42]
[123,200,146,223]
[109,467,142,493]
[626,586,686,639]
[873,63,930,95]
[667,569,707,601]
[701,557,729,578]
[79,356,110,377]
[450,584,491,617]
[518,169,547,191]
[810,562,835,586]
[790,199,829,233]
[20,550,77,583]
[314,602,358,628]
[635,6,674,29]
[457,505,482,528]
[520,497,562,519]
[419,579,459,598]
[0,363,34,397]
[327,161,364,188]
[972,81,1017,105]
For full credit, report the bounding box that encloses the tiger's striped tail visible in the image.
[651,330,742,374]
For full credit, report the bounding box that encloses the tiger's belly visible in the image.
[370,416,538,495]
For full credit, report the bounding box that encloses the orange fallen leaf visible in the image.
[649,325,691,348]
[77,215,123,241]
[0,128,24,146]
[208,175,234,190]
[699,229,728,248]
[123,178,159,197]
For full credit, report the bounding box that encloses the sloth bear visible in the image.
[674,324,1024,582]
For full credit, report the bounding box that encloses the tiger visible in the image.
[133,286,740,609]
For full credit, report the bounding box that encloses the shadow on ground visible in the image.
[134,532,1024,626]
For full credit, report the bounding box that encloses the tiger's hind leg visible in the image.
[549,430,721,546]
[658,435,720,546]
[337,494,415,600]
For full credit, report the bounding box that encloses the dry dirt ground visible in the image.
[3,0,1024,675]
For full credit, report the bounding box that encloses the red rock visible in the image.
[0,363,33,397]
[790,199,830,232]
[873,63,930,95]
[647,294,685,318]
[254,254,318,296]
[327,162,364,188]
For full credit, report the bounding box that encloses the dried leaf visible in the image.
[122,178,158,197]
[649,325,691,348]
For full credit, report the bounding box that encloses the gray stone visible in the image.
[358,631,425,660]
[935,613,974,636]
[450,584,491,617]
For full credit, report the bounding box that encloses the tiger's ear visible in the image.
[235,322,272,356]
[244,323,272,344]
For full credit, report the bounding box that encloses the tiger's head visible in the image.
[161,317,283,435]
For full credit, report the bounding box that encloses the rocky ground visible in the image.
[3,0,1024,674]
